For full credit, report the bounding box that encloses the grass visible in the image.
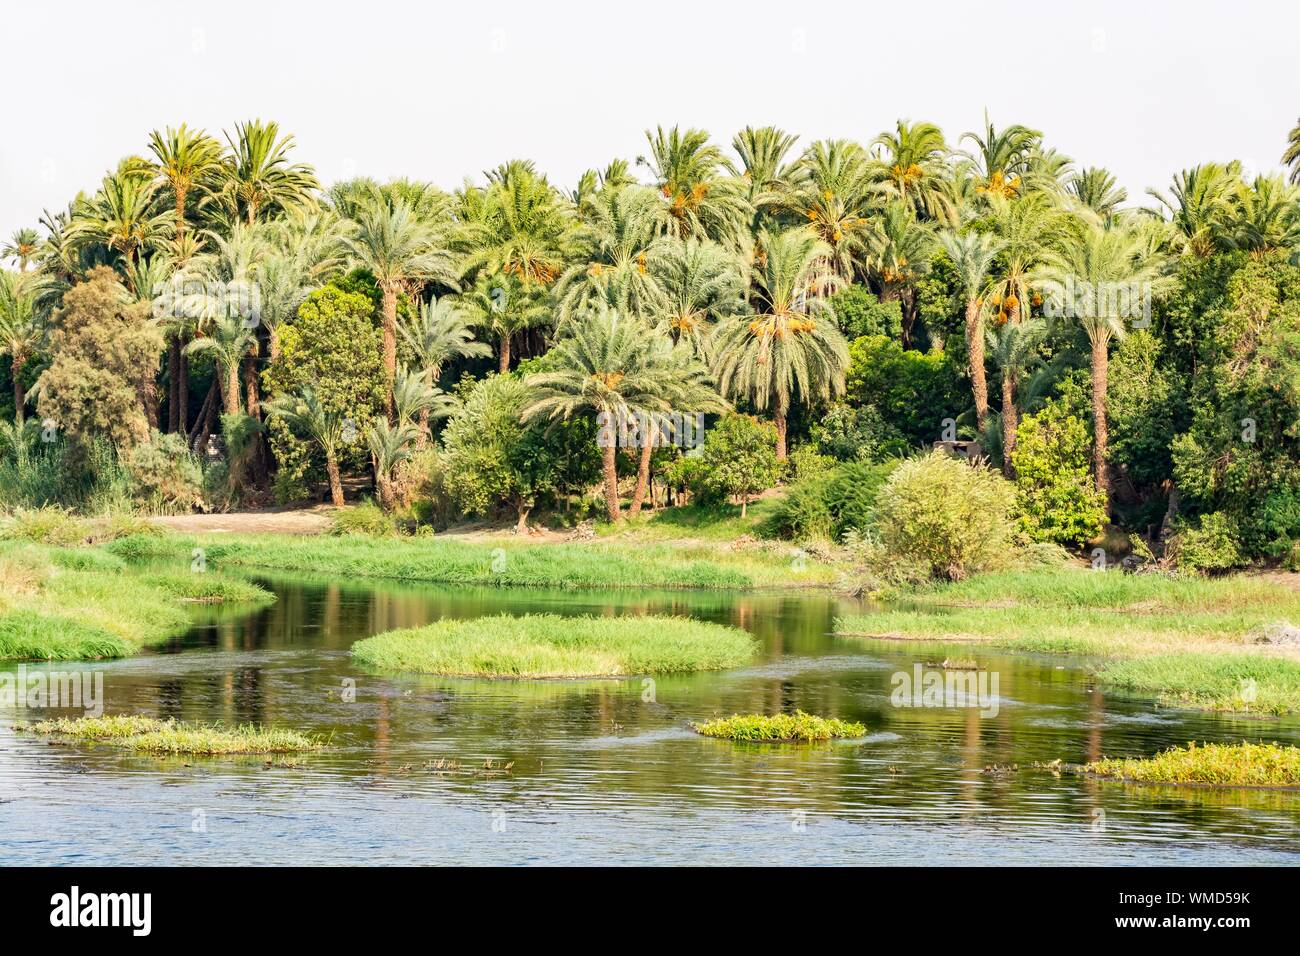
[834,566,1300,714]
[107,529,837,590]
[690,710,866,742]
[598,498,783,543]
[1086,741,1300,788]
[351,612,756,678]
[0,542,275,661]
[20,715,322,755]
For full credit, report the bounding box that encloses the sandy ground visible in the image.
[150,506,338,535]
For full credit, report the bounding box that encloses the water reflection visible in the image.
[2,571,1298,865]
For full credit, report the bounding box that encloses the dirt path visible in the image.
[150,506,338,535]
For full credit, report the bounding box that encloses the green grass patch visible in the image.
[1098,654,1300,715]
[351,612,756,678]
[690,710,866,742]
[0,543,275,661]
[108,530,835,590]
[21,715,322,755]
[600,499,783,542]
[1087,741,1300,788]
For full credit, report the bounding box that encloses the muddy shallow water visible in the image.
[3,572,1298,865]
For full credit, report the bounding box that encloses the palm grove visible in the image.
[5,116,1300,570]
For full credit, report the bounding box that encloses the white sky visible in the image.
[2,0,1297,239]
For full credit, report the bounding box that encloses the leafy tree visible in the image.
[1010,399,1107,546]
[827,284,902,339]
[698,414,780,516]
[35,267,162,452]
[844,334,963,447]
[398,297,490,438]
[264,386,347,507]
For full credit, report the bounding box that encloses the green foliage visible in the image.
[1088,741,1300,785]
[262,282,385,502]
[22,715,321,755]
[1010,400,1106,546]
[1169,512,1242,573]
[125,432,204,513]
[690,710,865,742]
[828,285,902,339]
[1107,331,1181,488]
[696,413,780,511]
[807,402,906,461]
[767,459,898,541]
[874,452,1017,581]
[0,507,86,546]
[845,334,964,446]
[330,501,403,537]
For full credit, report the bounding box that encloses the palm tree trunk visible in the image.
[326,450,345,507]
[1091,335,1110,503]
[268,329,281,366]
[773,398,788,461]
[178,343,189,432]
[12,354,24,425]
[498,333,511,374]
[966,300,988,430]
[630,422,654,515]
[601,441,620,523]
[1001,370,1018,479]
[167,340,180,432]
[175,187,187,242]
[224,363,241,416]
[381,286,398,420]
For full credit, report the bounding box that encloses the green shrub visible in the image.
[1010,400,1107,547]
[874,452,1017,581]
[696,414,781,516]
[766,459,899,542]
[0,507,86,546]
[808,402,906,462]
[125,432,204,513]
[1170,512,1242,574]
[690,710,865,742]
[330,501,403,537]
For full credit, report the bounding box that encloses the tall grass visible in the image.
[1087,742,1300,787]
[351,613,756,677]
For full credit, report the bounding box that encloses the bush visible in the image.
[330,501,404,537]
[125,432,204,514]
[1010,400,1107,547]
[808,402,906,462]
[844,334,965,447]
[767,459,899,542]
[1170,512,1242,574]
[874,452,1017,581]
[696,414,781,516]
[663,454,722,507]
[0,507,86,547]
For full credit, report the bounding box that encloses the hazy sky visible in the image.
[2,0,1297,239]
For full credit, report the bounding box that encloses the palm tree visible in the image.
[0,271,42,423]
[461,272,551,374]
[961,113,1043,200]
[148,125,223,242]
[638,126,751,247]
[554,184,669,324]
[650,237,746,360]
[257,208,348,363]
[729,126,800,232]
[216,120,320,225]
[366,417,422,510]
[185,313,257,416]
[264,386,347,507]
[785,139,879,285]
[872,120,955,223]
[711,226,850,459]
[524,307,717,522]
[941,229,1004,430]
[1146,162,1242,257]
[1283,117,1300,185]
[2,229,41,272]
[71,168,172,267]
[459,160,575,287]
[344,195,459,417]
[1035,221,1171,498]
[1216,174,1300,257]
[1068,167,1128,218]
[399,297,490,440]
[863,201,936,346]
[986,313,1046,477]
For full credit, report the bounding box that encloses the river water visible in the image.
[3,573,1298,865]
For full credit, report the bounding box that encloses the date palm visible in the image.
[986,313,1046,477]
[1145,162,1241,257]
[1284,117,1300,185]
[863,201,936,347]
[460,161,575,287]
[216,120,320,225]
[785,139,879,285]
[1035,221,1171,499]
[71,168,172,267]
[729,126,800,233]
[1216,174,1300,258]
[524,306,721,522]
[650,237,746,361]
[344,194,459,417]
[2,229,41,272]
[872,120,956,223]
[461,272,551,374]
[961,113,1042,200]
[941,229,1004,430]
[366,416,422,510]
[264,385,347,507]
[711,226,850,459]
[148,125,223,242]
[185,313,257,416]
[555,184,670,324]
[1067,167,1127,218]
[0,270,43,423]
[638,126,751,247]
